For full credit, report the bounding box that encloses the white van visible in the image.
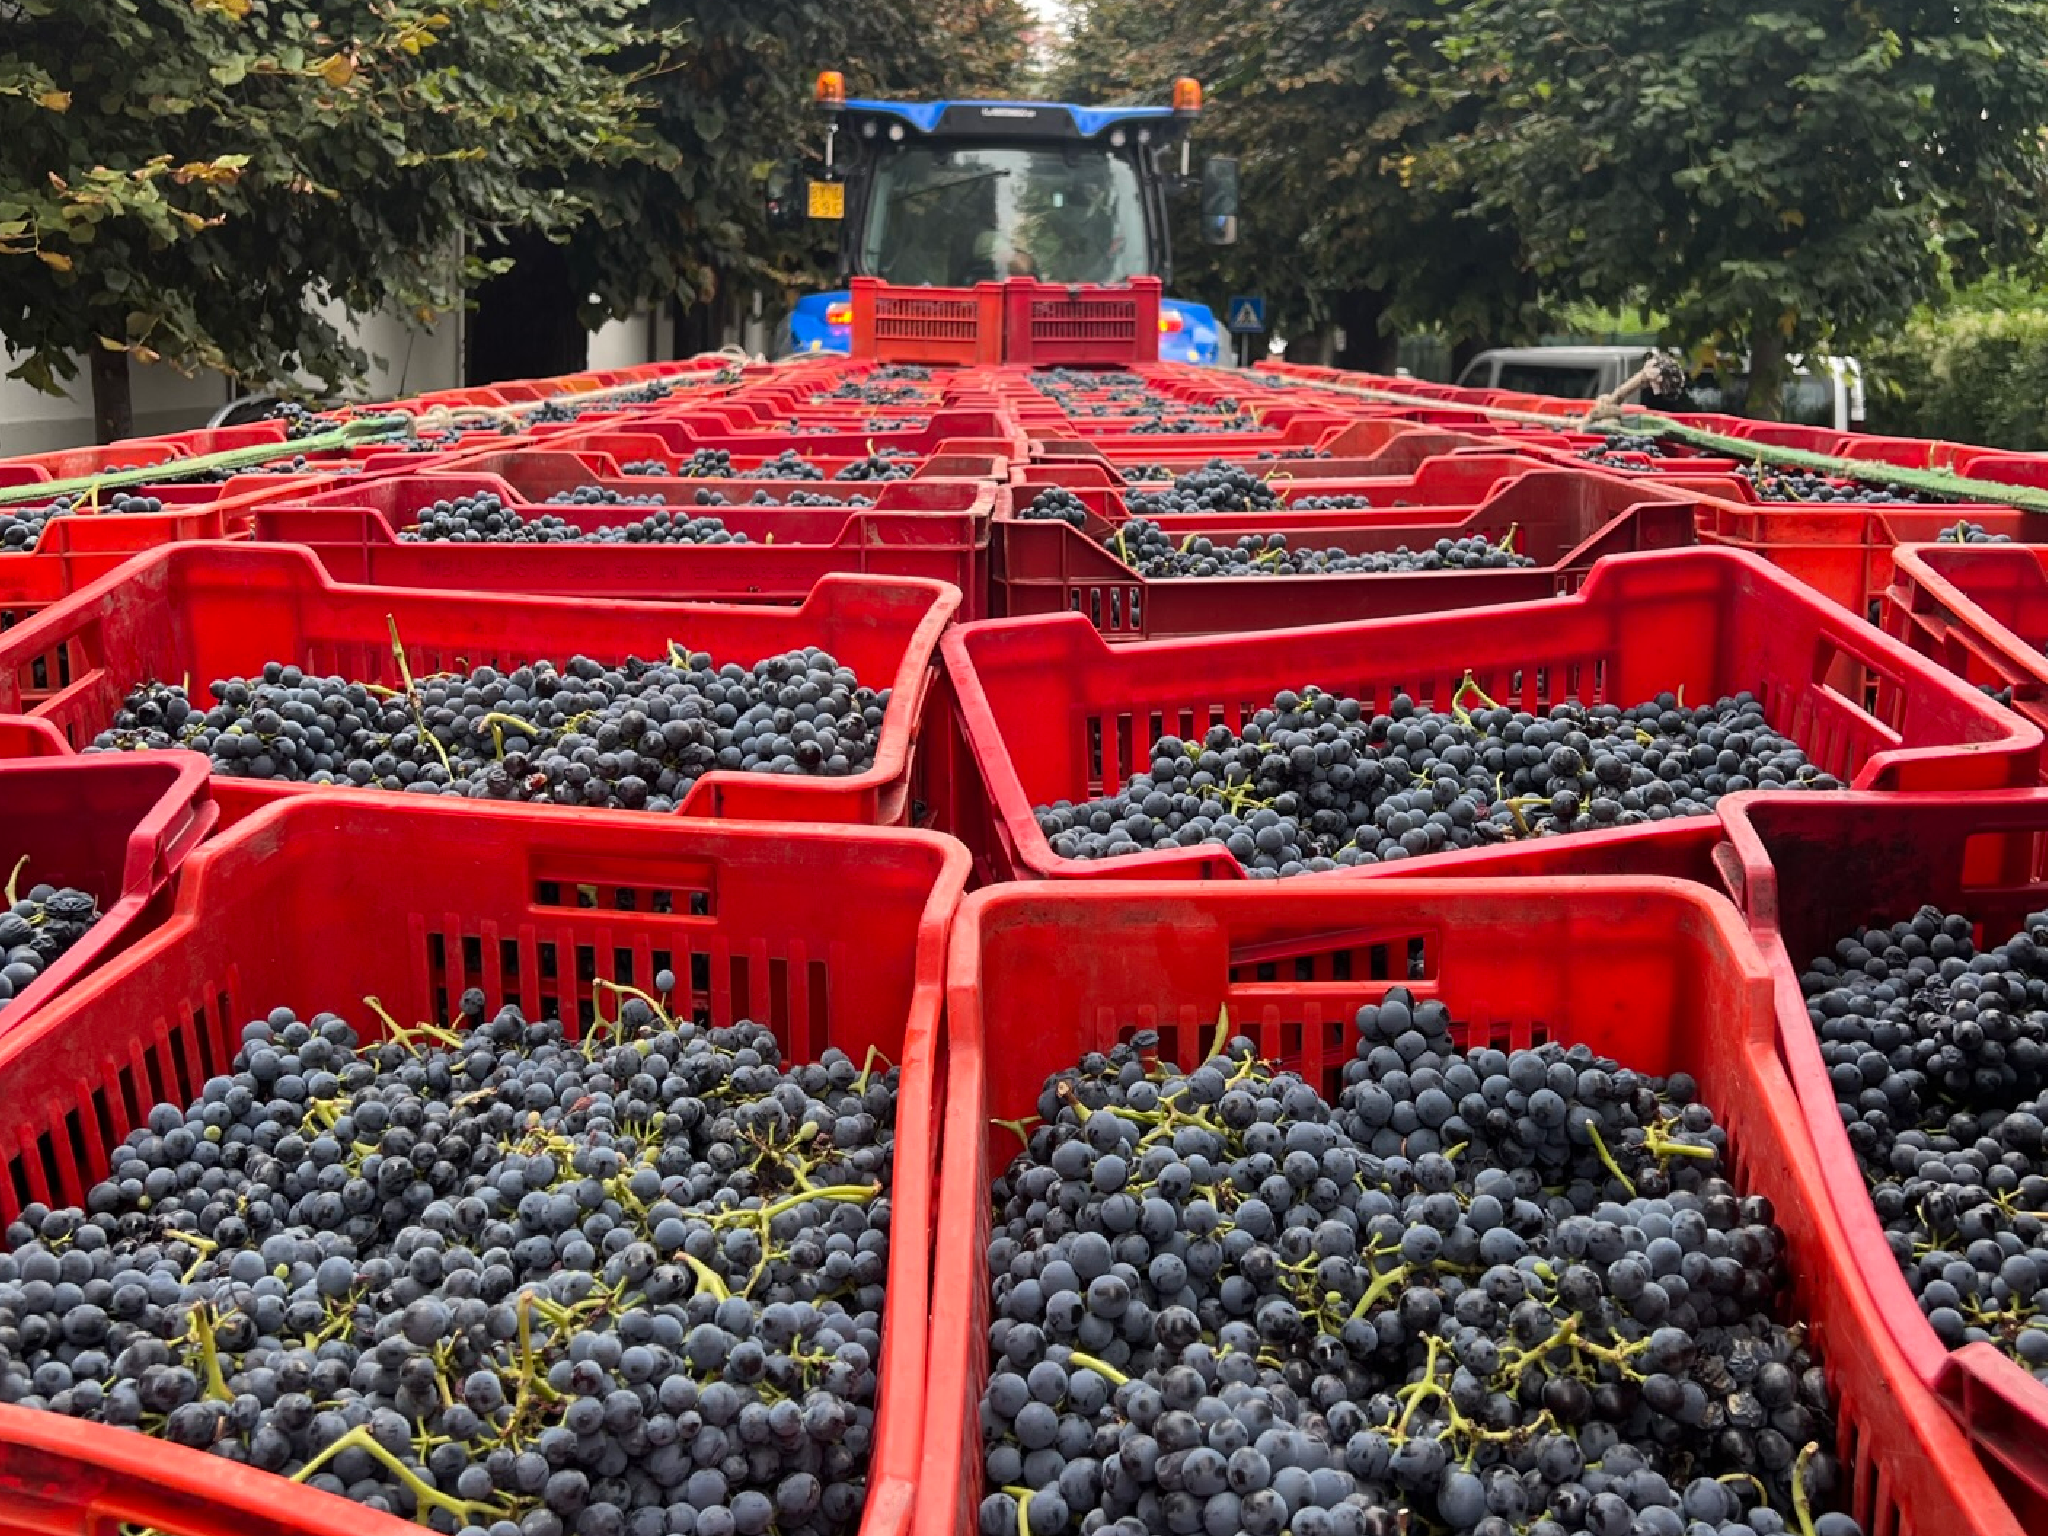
[1454,346,1866,433]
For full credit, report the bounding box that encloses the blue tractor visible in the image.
[782,73,1239,365]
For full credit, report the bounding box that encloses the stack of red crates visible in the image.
[4,338,2048,1536]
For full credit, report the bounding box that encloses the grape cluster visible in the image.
[690,490,873,510]
[979,1008,1864,1535]
[832,450,916,483]
[863,417,928,432]
[0,492,166,553]
[622,461,674,477]
[1104,520,1532,579]
[0,991,895,1535]
[1,496,77,553]
[544,487,668,509]
[530,385,674,425]
[1801,906,2048,1377]
[398,493,748,548]
[1022,489,1091,529]
[1122,466,1173,484]
[88,648,889,809]
[1256,447,1334,461]
[1937,521,2012,544]
[0,869,100,1014]
[269,402,340,439]
[1127,463,1280,516]
[391,429,498,455]
[1030,375,1249,428]
[812,368,930,403]
[586,514,752,547]
[749,453,827,483]
[1578,435,1668,467]
[164,455,332,485]
[1128,413,1260,435]
[1035,685,1838,874]
[1738,469,1953,505]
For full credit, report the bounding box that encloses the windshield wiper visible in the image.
[889,168,1011,205]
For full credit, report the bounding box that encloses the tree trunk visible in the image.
[1746,322,1789,422]
[89,347,133,445]
[1331,290,1398,373]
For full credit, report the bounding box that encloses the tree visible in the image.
[1435,0,2048,412]
[1051,0,1533,361]
[561,0,1034,343]
[0,0,658,440]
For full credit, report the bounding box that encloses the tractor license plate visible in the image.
[807,181,845,220]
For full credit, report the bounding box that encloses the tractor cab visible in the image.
[784,75,1234,363]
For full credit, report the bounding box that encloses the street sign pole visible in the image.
[1225,294,1266,370]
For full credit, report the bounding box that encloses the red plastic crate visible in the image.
[0,544,960,828]
[575,407,1020,453]
[917,877,2025,1536]
[0,443,186,485]
[0,794,966,1536]
[0,497,266,631]
[1001,277,1161,366]
[252,506,993,620]
[991,470,1698,637]
[1715,789,2048,1520]
[851,278,1004,367]
[0,751,214,1037]
[553,425,1019,479]
[1012,431,1514,489]
[1952,451,2048,491]
[937,547,2041,885]
[1883,544,2048,767]
[273,465,996,525]
[1694,500,2048,618]
[1005,452,1547,528]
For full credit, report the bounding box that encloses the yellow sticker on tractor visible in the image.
[807,181,845,220]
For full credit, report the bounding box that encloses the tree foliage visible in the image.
[1054,0,2048,389]
[1431,0,2048,404]
[567,0,1036,326]
[1865,305,2048,450]
[1052,0,1532,359]
[0,0,659,423]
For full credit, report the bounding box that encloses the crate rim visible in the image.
[1890,541,2048,691]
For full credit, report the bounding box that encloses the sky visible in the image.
[1023,0,1070,34]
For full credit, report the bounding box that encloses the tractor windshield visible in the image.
[858,143,1150,286]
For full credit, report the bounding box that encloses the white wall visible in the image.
[0,357,227,456]
[588,310,671,372]
[1,297,677,454]
[0,304,465,456]
[311,298,462,404]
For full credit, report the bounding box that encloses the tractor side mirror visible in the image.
[765,164,804,231]
[1201,156,1240,245]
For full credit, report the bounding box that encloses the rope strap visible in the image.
[1278,372,2048,515]
[0,413,414,507]
[0,354,748,510]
